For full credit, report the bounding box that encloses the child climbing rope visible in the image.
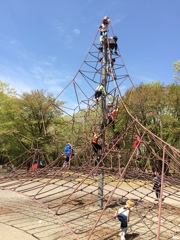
[91,132,102,155]
[133,135,141,158]
[107,107,119,130]
[106,58,116,80]
[94,83,106,103]
[108,36,118,55]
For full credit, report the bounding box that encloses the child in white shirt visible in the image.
[114,200,134,240]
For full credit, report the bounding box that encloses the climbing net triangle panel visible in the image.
[0,17,179,240]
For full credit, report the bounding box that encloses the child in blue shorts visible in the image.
[114,200,134,240]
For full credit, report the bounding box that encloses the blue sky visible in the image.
[0,0,180,104]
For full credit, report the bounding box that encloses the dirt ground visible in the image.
[0,168,180,240]
[0,187,180,240]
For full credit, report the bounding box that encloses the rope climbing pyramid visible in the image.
[0,16,179,240]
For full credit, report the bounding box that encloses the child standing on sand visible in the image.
[114,200,135,240]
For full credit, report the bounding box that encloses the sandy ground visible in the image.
[0,178,180,240]
[0,223,36,240]
[0,190,36,240]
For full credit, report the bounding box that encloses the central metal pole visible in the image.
[98,39,107,209]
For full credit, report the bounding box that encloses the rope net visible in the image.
[0,17,179,240]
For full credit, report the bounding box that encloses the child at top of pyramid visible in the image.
[98,16,110,45]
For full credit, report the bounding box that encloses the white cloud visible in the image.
[53,20,65,36]
[0,49,79,114]
[133,74,156,84]
[0,72,32,94]
[47,85,63,94]
[111,15,126,26]
[66,35,73,49]
[73,28,80,35]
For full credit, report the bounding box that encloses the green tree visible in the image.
[161,83,180,148]
[0,81,19,164]
[15,90,62,135]
[9,89,64,163]
[123,82,180,145]
[125,82,166,136]
[121,82,180,172]
[173,60,180,83]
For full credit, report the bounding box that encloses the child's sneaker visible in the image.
[119,232,122,236]
[121,237,126,240]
